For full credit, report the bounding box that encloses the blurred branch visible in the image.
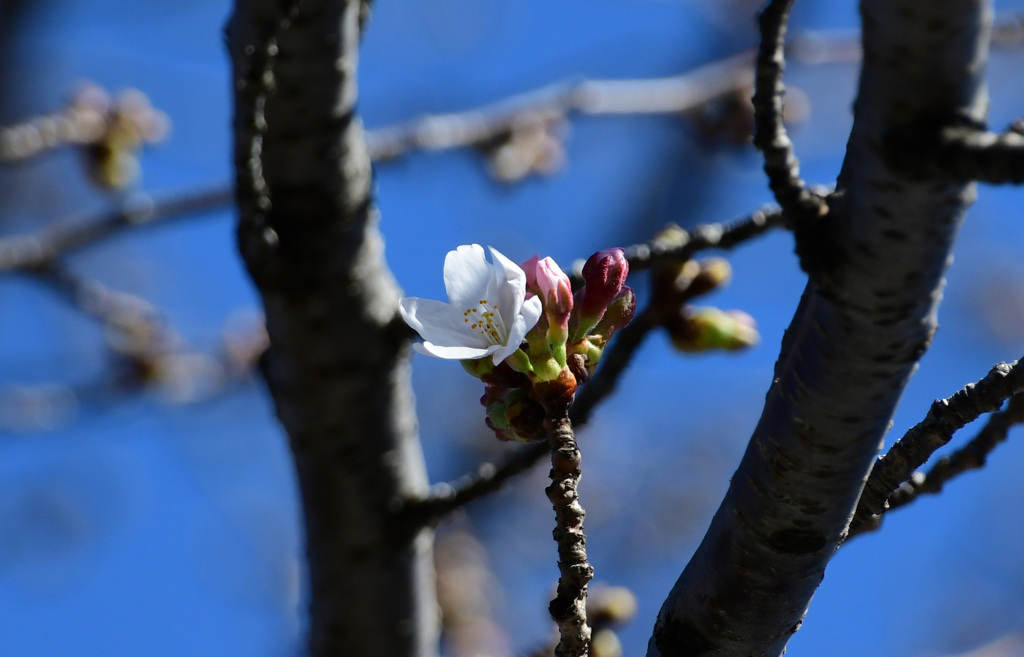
[938,632,1024,657]
[0,83,169,189]
[20,262,266,403]
[852,356,1024,531]
[0,185,232,273]
[2,16,1022,177]
[848,392,1024,540]
[365,50,754,161]
[30,261,164,329]
[0,84,167,163]
[364,15,1024,174]
[933,123,1024,185]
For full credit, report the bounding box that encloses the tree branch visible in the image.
[544,404,593,657]
[648,0,994,654]
[227,0,438,655]
[600,205,785,281]
[751,0,829,230]
[852,357,1024,527]
[935,125,1024,184]
[848,393,1024,539]
[0,186,232,273]
[886,393,1024,508]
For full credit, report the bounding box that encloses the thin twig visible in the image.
[544,408,593,657]
[851,356,1024,531]
[571,205,785,284]
[29,261,163,329]
[847,394,1024,539]
[751,0,828,226]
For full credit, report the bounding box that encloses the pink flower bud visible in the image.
[520,254,541,290]
[536,257,573,321]
[521,255,574,371]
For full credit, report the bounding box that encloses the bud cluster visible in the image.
[468,248,635,442]
[648,226,760,354]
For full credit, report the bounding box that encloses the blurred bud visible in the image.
[651,223,688,250]
[651,258,732,312]
[667,307,759,353]
[591,629,622,657]
[570,248,628,341]
[485,113,566,183]
[80,85,171,190]
[587,585,639,628]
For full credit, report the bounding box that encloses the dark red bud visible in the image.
[580,248,628,312]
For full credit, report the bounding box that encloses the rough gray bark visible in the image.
[648,0,991,655]
[226,1,439,656]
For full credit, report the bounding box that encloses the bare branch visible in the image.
[649,0,994,653]
[751,0,829,228]
[588,205,786,282]
[852,357,1024,528]
[848,393,1024,539]
[228,0,439,654]
[936,125,1024,184]
[542,398,593,657]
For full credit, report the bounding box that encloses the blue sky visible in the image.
[2,1,1024,656]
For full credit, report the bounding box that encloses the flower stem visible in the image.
[544,408,593,657]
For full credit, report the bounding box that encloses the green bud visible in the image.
[668,307,760,353]
[461,358,494,379]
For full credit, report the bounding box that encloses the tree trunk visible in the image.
[648,0,992,655]
[226,1,439,656]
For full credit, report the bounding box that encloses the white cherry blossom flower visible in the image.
[400,244,543,365]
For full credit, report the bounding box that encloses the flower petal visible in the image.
[488,246,527,328]
[443,244,492,310]
[415,341,499,360]
[491,295,542,365]
[400,296,490,350]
